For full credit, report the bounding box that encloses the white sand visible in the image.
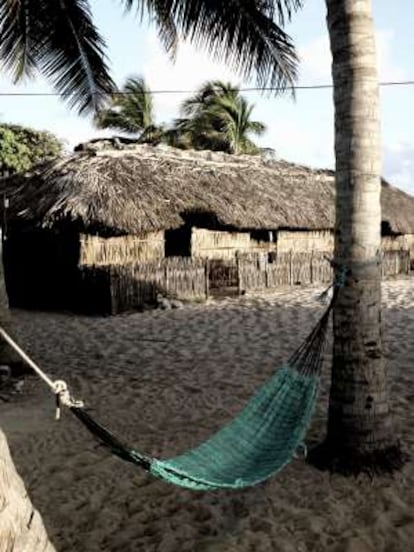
[1,280,413,552]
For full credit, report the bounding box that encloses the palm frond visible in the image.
[181,80,240,118]
[41,0,116,113]
[0,0,39,81]
[150,0,179,55]
[0,0,116,114]
[122,76,154,128]
[248,120,266,135]
[238,136,261,154]
[94,108,141,134]
[255,0,303,27]
[137,123,166,144]
[94,74,155,134]
[122,0,301,90]
[173,79,268,154]
[121,0,178,55]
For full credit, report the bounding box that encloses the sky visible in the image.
[0,0,413,194]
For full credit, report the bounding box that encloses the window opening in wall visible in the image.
[250,229,275,242]
[268,251,277,264]
[165,226,192,257]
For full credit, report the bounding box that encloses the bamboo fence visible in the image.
[79,248,410,314]
[81,257,206,314]
[237,251,333,291]
[238,249,410,293]
[80,232,164,265]
[381,249,410,277]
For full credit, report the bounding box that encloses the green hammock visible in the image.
[149,367,318,489]
[71,287,336,490]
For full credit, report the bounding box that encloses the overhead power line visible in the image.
[0,80,413,97]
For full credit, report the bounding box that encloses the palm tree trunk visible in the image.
[0,430,56,551]
[310,0,406,474]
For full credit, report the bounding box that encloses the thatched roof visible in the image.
[2,143,414,235]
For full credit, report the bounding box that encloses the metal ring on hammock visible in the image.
[293,442,308,460]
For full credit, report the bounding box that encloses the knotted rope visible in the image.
[0,326,83,419]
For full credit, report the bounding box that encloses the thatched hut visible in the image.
[2,143,414,313]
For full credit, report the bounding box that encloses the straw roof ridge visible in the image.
[2,143,413,236]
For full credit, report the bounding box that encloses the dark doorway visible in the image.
[208,259,239,297]
[165,225,192,257]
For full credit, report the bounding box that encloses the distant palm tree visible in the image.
[94,76,165,143]
[174,81,266,154]
[181,81,239,118]
[211,93,266,154]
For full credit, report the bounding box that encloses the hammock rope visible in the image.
[0,326,84,419]
[1,267,349,491]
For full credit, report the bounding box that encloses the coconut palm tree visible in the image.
[0,2,300,549]
[173,81,266,154]
[212,93,267,154]
[308,0,406,474]
[94,75,165,143]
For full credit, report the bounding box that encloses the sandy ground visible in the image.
[1,280,413,552]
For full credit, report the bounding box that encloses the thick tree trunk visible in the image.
[0,430,56,552]
[310,0,406,474]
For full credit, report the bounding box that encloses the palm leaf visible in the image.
[181,81,240,118]
[94,74,155,134]
[174,79,268,154]
[122,76,154,129]
[94,108,142,134]
[0,0,38,81]
[122,0,178,54]
[122,0,302,90]
[248,120,266,135]
[0,0,115,114]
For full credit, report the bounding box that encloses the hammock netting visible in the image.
[71,288,337,490]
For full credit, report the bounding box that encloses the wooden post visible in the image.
[108,266,114,315]
[310,250,314,284]
[164,263,169,294]
[204,259,209,299]
[289,249,293,285]
[236,252,241,295]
